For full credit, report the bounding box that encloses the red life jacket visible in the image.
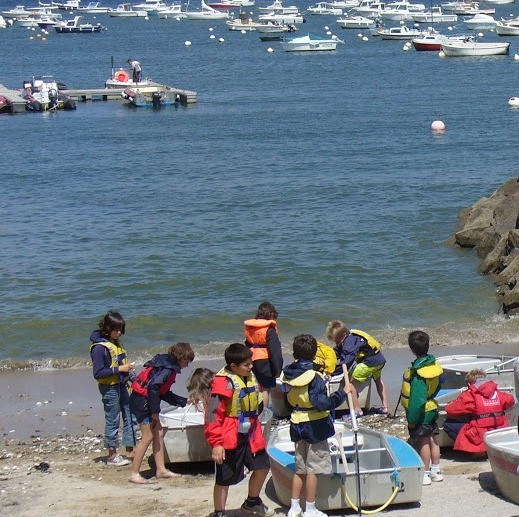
[472,390,507,430]
[131,366,176,397]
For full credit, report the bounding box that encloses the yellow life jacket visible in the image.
[314,341,337,375]
[351,329,381,361]
[401,363,443,413]
[215,367,261,419]
[280,369,330,424]
[90,340,128,385]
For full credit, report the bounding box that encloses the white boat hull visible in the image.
[268,422,424,510]
[336,15,375,28]
[160,405,273,463]
[485,427,519,504]
[495,22,519,35]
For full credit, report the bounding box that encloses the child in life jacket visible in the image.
[444,368,515,455]
[401,330,444,486]
[244,301,283,409]
[204,343,273,517]
[187,367,215,411]
[90,311,136,467]
[326,320,388,417]
[128,342,194,484]
[281,334,349,517]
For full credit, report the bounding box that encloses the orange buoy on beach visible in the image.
[114,70,129,82]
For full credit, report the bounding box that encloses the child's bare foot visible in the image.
[156,470,182,479]
[128,474,155,484]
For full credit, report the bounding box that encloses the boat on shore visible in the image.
[268,421,424,511]
[160,404,273,463]
[484,427,519,505]
[437,354,516,389]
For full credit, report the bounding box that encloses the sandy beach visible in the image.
[1,351,519,517]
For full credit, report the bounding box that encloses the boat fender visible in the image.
[114,70,130,82]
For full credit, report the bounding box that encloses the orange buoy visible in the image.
[114,70,129,82]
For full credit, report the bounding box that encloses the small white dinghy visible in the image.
[270,374,372,418]
[484,427,519,504]
[160,404,273,463]
[268,421,424,511]
[437,354,516,390]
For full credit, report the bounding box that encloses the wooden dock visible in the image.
[63,82,197,105]
[0,84,28,113]
[0,81,197,114]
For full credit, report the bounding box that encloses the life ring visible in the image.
[114,70,129,82]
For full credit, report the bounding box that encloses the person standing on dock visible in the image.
[127,59,141,83]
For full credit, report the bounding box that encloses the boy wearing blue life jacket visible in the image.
[280,334,349,517]
[326,320,388,417]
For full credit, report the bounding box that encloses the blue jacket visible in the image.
[282,359,347,444]
[333,332,386,375]
[90,329,127,382]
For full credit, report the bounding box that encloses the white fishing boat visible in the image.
[268,421,424,511]
[495,20,519,35]
[157,4,185,18]
[307,2,343,15]
[78,2,110,13]
[437,354,516,389]
[411,6,457,22]
[109,3,148,17]
[256,20,296,31]
[226,14,262,29]
[379,0,425,22]
[132,0,169,13]
[258,9,304,23]
[54,15,106,31]
[378,24,423,39]
[160,404,273,463]
[463,13,496,30]
[258,0,299,13]
[53,0,81,10]
[270,374,371,418]
[412,31,465,50]
[450,2,494,15]
[484,427,519,505]
[2,5,34,18]
[105,68,153,88]
[336,14,376,27]
[184,0,229,19]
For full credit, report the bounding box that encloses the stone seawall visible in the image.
[453,177,519,315]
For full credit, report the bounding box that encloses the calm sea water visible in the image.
[2,0,519,367]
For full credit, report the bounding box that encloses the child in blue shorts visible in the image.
[326,320,388,417]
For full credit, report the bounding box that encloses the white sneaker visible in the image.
[106,455,130,466]
[422,473,432,486]
[430,470,444,482]
[303,509,328,517]
[288,509,303,517]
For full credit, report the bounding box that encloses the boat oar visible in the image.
[392,392,402,419]
[343,364,362,516]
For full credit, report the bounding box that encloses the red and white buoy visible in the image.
[431,120,445,133]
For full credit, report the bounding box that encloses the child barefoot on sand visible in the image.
[128,342,194,484]
[90,311,136,466]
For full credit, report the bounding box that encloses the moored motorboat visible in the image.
[256,20,296,32]
[437,354,516,388]
[411,6,457,23]
[184,0,230,19]
[307,2,344,15]
[336,14,376,28]
[484,427,519,504]
[258,9,304,24]
[495,20,519,36]
[206,0,241,8]
[157,4,185,18]
[378,24,423,39]
[463,13,496,30]
[105,68,152,88]
[109,3,148,17]
[78,1,110,13]
[268,421,424,511]
[412,31,465,50]
[160,404,273,463]
[54,15,106,31]
[123,87,178,108]
[21,75,76,111]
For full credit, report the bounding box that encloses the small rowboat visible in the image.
[270,374,371,418]
[160,404,273,463]
[484,427,519,504]
[437,354,516,390]
[268,421,424,511]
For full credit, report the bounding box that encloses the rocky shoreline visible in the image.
[453,177,519,315]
